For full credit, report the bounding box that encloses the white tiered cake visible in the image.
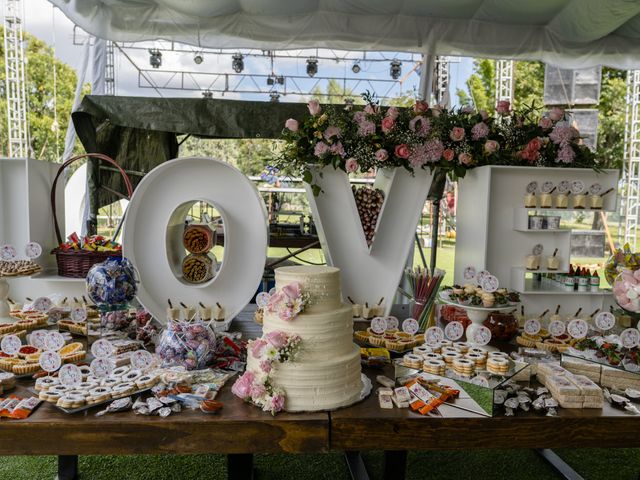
[249,265,363,412]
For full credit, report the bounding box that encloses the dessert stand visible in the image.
[0,273,35,325]
[439,293,516,351]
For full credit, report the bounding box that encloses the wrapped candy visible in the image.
[58,232,122,253]
[100,309,132,331]
[613,269,640,313]
[156,319,217,370]
[86,257,138,307]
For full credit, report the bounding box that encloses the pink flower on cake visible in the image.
[381,116,395,133]
[231,371,255,399]
[284,118,299,132]
[385,106,399,119]
[314,141,330,157]
[548,106,565,121]
[324,125,341,139]
[539,117,553,130]
[264,345,279,360]
[265,330,288,349]
[471,122,489,140]
[375,148,389,162]
[443,148,455,161]
[308,100,321,116]
[449,127,465,142]
[413,100,429,114]
[250,339,267,358]
[259,360,273,373]
[345,158,359,173]
[484,140,500,154]
[458,152,473,165]
[250,384,267,401]
[269,393,284,412]
[409,116,431,137]
[394,144,410,159]
[496,100,511,116]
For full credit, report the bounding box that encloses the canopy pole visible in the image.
[418,54,435,102]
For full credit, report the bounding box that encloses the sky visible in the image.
[19,0,474,105]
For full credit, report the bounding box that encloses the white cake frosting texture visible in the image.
[247,266,363,412]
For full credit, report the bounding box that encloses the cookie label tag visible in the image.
[540,181,555,194]
[39,351,61,373]
[571,180,585,194]
[29,329,48,350]
[71,307,87,323]
[33,297,53,313]
[549,320,566,337]
[58,363,82,387]
[0,245,16,261]
[621,328,640,348]
[402,318,419,335]
[524,318,541,336]
[526,181,538,194]
[594,312,615,331]
[463,266,477,282]
[370,317,387,334]
[472,326,492,346]
[481,274,499,293]
[444,321,464,341]
[557,180,571,194]
[385,316,399,330]
[1,334,21,355]
[44,331,65,352]
[425,326,445,346]
[131,349,154,370]
[256,292,271,308]
[90,357,115,378]
[25,242,42,259]
[567,319,589,339]
[91,339,115,359]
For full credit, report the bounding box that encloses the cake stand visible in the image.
[439,294,517,351]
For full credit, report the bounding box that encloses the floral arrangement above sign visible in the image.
[231,330,302,414]
[275,93,599,195]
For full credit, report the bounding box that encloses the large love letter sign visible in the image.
[123,157,268,325]
[306,166,433,314]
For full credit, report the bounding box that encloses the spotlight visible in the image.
[193,53,204,65]
[232,53,244,73]
[306,57,318,77]
[344,98,355,109]
[202,90,213,98]
[269,92,280,102]
[149,49,162,69]
[351,61,361,74]
[390,59,402,80]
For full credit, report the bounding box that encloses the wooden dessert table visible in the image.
[1,308,639,480]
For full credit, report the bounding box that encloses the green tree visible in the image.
[0,26,82,161]
[456,59,625,169]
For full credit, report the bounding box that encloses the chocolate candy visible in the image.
[86,257,137,307]
[156,320,217,370]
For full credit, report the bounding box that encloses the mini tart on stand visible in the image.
[17,345,41,359]
[62,351,87,363]
[12,362,41,375]
[353,330,370,343]
[59,342,83,357]
[0,324,17,335]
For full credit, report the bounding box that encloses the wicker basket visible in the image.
[51,153,134,278]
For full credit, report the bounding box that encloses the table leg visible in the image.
[56,455,78,480]
[536,449,584,480]
[344,451,370,480]
[226,453,254,480]
[383,450,407,480]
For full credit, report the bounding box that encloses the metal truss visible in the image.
[3,0,29,157]
[623,70,640,247]
[495,59,514,104]
[434,56,450,106]
[105,40,116,95]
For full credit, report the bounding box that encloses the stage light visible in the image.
[306,57,318,77]
[193,53,204,65]
[149,49,162,69]
[351,61,361,74]
[390,59,402,80]
[232,53,244,73]
[270,92,280,102]
[202,90,213,98]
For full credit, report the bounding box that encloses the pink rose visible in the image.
[458,152,473,165]
[430,106,442,117]
[479,110,489,121]
[251,384,266,400]
[231,371,255,399]
[324,126,341,139]
[357,120,376,136]
[527,137,542,151]
[307,100,321,116]
[443,149,455,161]
[484,140,500,154]
[285,118,299,132]
[330,141,346,157]
[394,144,410,159]
[259,360,272,373]
[461,106,475,114]
[364,103,378,114]
[538,117,553,130]
[345,158,358,173]
[556,145,575,164]
[313,141,330,157]
[449,127,465,142]
[282,282,301,299]
[375,149,389,162]
[381,116,395,133]
[496,100,510,116]
[471,122,489,140]
[409,116,431,137]
[386,107,399,120]
[265,330,288,349]
[548,106,565,121]
[270,393,285,412]
[413,100,429,114]
[353,111,366,124]
[250,339,267,358]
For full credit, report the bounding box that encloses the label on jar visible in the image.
[540,181,555,194]
[557,180,571,194]
[526,181,538,194]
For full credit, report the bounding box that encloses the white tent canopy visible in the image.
[52,0,640,68]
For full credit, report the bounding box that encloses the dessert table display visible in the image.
[0,243,43,325]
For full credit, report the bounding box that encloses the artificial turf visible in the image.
[0,449,638,479]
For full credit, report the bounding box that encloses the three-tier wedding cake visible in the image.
[247,265,363,412]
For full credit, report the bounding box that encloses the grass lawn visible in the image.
[2,448,639,479]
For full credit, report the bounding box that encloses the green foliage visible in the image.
[0,26,87,161]
[457,59,624,169]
